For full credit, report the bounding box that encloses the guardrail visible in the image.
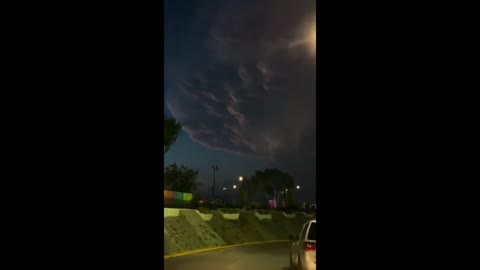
[218,210,240,220]
[163,201,317,215]
[194,210,213,221]
[254,210,272,220]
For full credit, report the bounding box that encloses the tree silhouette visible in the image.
[164,163,200,193]
[164,115,182,154]
[250,168,294,208]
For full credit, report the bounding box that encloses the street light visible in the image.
[233,185,237,189]
[239,176,243,182]
[212,165,220,199]
[296,185,300,189]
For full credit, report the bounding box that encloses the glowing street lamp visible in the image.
[296,185,300,189]
[239,176,243,182]
[233,185,237,189]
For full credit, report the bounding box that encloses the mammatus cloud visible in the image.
[167,0,316,187]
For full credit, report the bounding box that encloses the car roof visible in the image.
[304,219,316,226]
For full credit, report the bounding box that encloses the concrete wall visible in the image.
[195,210,213,221]
[164,208,311,255]
[255,211,272,220]
[218,209,240,220]
[164,208,180,217]
[282,212,296,218]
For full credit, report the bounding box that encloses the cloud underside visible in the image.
[167,0,316,183]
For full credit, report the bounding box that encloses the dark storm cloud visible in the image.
[167,0,316,185]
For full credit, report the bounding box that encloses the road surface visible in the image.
[164,241,292,270]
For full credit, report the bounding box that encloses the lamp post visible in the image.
[233,184,237,206]
[284,185,300,209]
[295,185,301,209]
[220,187,228,204]
[294,185,306,209]
[284,188,289,206]
[212,165,219,200]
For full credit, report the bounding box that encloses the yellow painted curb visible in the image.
[164,240,291,259]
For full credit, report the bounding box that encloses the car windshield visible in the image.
[308,223,316,240]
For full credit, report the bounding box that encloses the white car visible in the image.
[289,219,316,270]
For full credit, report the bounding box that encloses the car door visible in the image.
[298,222,310,263]
[292,222,308,264]
[304,222,316,266]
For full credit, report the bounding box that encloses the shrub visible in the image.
[211,199,225,206]
[251,201,262,208]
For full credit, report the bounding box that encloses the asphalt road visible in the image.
[164,241,292,270]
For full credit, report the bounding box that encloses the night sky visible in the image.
[164,0,316,203]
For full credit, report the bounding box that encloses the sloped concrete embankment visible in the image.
[180,210,225,248]
[207,211,250,244]
[164,211,225,255]
[164,208,314,255]
[270,211,311,237]
[164,215,205,255]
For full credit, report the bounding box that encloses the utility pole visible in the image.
[212,165,219,200]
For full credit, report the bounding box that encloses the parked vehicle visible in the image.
[289,219,316,270]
